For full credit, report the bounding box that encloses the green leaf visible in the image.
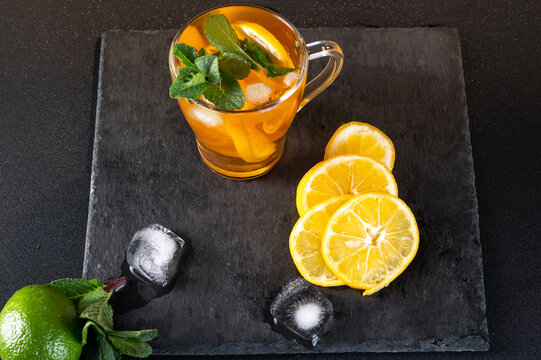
[204,15,261,69]
[198,47,208,57]
[218,52,251,79]
[84,325,121,360]
[82,321,103,346]
[108,329,158,342]
[195,55,220,84]
[173,43,200,67]
[49,278,102,306]
[242,39,296,78]
[109,335,153,358]
[169,67,208,99]
[78,287,114,331]
[203,70,245,110]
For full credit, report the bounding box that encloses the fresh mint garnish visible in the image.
[49,278,102,306]
[78,286,114,331]
[241,39,297,78]
[195,55,220,84]
[203,14,262,70]
[49,277,157,359]
[203,70,245,110]
[170,14,297,110]
[217,52,251,79]
[169,67,208,99]
[173,43,199,67]
[108,335,153,357]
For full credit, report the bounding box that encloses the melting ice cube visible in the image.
[283,72,300,87]
[270,278,333,346]
[246,83,273,106]
[126,224,186,288]
[189,107,223,127]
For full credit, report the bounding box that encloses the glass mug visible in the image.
[169,5,343,179]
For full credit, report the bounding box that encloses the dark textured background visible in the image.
[0,0,539,359]
[83,27,487,354]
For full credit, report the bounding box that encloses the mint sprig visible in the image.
[49,277,157,359]
[170,14,297,110]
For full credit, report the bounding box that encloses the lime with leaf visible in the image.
[0,277,157,360]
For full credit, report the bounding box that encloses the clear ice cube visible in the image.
[270,278,333,346]
[246,83,273,106]
[189,106,223,127]
[283,72,300,87]
[126,224,186,288]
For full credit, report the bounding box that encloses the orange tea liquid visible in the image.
[171,6,306,179]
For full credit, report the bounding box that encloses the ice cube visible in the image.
[246,83,273,106]
[189,106,223,127]
[126,224,186,288]
[283,72,300,87]
[270,278,333,346]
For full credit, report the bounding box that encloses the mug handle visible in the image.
[298,40,344,111]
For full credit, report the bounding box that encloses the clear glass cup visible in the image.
[169,5,343,179]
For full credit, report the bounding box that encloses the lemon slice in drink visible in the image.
[290,195,352,287]
[321,193,419,295]
[232,21,294,68]
[325,122,396,170]
[296,155,398,216]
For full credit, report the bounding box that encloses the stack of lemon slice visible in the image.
[290,122,419,295]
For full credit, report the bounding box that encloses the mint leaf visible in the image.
[108,329,158,342]
[109,335,153,358]
[173,43,200,67]
[204,15,261,70]
[242,39,296,78]
[78,287,114,331]
[49,278,102,306]
[195,55,220,84]
[84,324,121,360]
[82,320,103,346]
[218,52,251,79]
[203,70,245,110]
[169,67,208,99]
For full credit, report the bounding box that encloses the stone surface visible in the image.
[83,28,488,355]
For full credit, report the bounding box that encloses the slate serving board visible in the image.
[83,28,488,354]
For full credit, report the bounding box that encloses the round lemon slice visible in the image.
[296,155,398,216]
[325,122,395,170]
[289,195,352,287]
[232,21,294,68]
[321,193,419,295]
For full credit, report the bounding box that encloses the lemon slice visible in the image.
[321,193,419,295]
[296,155,398,216]
[290,195,352,287]
[325,122,395,170]
[232,21,294,68]
[227,120,276,162]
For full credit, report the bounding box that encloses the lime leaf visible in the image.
[203,70,245,110]
[173,43,200,67]
[48,278,102,306]
[204,14,261,69]
[84,324,121,360]
[195,55,220,84]
[108,329,158,342]
[169,67,208,99]
[109,335,153,358]
[218,52,251,79]
[78,287,114,331]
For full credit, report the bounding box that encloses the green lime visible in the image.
[0,285,82,360]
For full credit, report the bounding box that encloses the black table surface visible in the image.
[0,1,539,360]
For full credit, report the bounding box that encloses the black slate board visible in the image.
[83,28,488,354]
